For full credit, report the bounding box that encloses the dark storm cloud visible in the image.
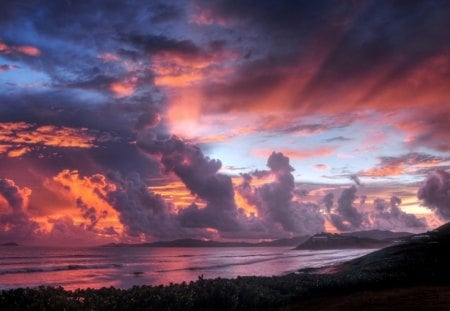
[194,0,347,36]
[330,186,363,231]
[371,196,426,230]
[350,175,361,186]
[0,178,40,242]
[0,90,165,181]
[138,135,241,232]
[0,0,190,96]
[148,3,182,24]
[322,193,334,214]
[418,170,450,220]
[106,172,192,239]
[193,0,450,122]
[190,0,355,111]
[123,34,202,58]
[259,152,300,232]
[76,198,107,231]
[299,0,450,104]
[238,152,325,235]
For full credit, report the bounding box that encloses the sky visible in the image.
[0,0,449,246]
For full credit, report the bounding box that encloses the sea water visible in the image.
[0,246,375,290]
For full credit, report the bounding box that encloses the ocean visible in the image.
[0,246,375,290]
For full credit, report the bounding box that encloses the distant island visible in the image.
[101,236,309,248]
[0,242,18,246]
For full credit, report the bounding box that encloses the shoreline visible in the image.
[2,227,450,309]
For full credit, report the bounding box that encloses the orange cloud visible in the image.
[363,163,405,177]
[7,147,30,158]
[149,179,204,212]
[234,191,258,217]
[362,153,449,177]
[110,79,136,97]
[52,170,123,234]
[0,122,97,157]
[0,41,41,56]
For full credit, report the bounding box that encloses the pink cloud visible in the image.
[253,147,336,159]
[97,53,120,62]
[0,41,41,56]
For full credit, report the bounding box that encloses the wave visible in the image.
[0,263,123,275]
[158,253,310,272]
[158,250,371,273]
[217,252,284,258]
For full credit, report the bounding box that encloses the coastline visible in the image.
[2,225,450,310]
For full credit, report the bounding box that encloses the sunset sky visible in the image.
[1,0,449,246]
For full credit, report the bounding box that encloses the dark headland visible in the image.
[2,224,450,310]
[294,230,411,250]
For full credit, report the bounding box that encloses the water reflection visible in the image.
[0,246,376,290]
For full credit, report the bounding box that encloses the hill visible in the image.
[295,232,390,250]
[342,229,412,240]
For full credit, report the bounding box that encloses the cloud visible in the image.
[0,178,40,242]
[97,53,120,62]
[253,146,335,160]
[314,164,330,171]
[106,172,197,239]
[110,80,137,97]
[418,170,450,220]
[237,152,325,236]
[370,196,426,230]
[399,108,450,152]
[330,186,364,231]
[138,134,241,232]
[46,216,116,247]
[362,153,449,177]
[0,122,97,157]
[6,146,30,158]
[350,175,362,186]
[51,169,204,241]
[123,34,203,59]
[0,64,17,72]
[0,40,41,56]
[325,136,352,143]
[322,193,334,214]
[76,197,107,231]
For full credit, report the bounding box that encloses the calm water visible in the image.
[0,246,376,290]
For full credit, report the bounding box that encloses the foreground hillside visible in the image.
[1,224,450,310]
